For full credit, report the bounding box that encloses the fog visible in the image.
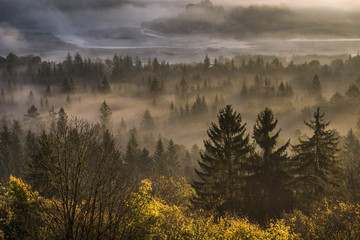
[1,0,360,161]
[1,2,360,236]
[144,2,360,38]
[1,51,359,152]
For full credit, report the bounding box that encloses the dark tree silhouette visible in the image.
[99,100,112,129]
[292,107,339,211]
[245,107,292,222]
[342,129,360,203]
[140,109,156,131]
[192,105,251,215]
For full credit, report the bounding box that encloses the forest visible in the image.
[0,52,360,239]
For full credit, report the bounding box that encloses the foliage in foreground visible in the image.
[0,176,300,240]
[1,176,360,239]
[284,199,360,240]
[0,176,43,240]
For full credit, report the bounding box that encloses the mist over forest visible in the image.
[1,0,360,239]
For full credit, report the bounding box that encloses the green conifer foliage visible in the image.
[192,105,251,214]
[246,107,292,222]
[292,107,339,211]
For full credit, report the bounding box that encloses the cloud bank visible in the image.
[143,0,360,39]
[0,23,28,50]
[0,0,179,36]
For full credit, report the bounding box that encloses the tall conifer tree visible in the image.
[342,129,360,203]
[99,100,112,129]
[246,107,292,222]
[292,107,339,210]
[153,138,167,176]
[192,105,251,214]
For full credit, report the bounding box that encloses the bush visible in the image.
[124,179,298,240]
[0,176,43,240]
[284,199,360,239]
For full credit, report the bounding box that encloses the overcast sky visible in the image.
[0,0,357,33]
[0,0,359,51]
[215,0,360,9]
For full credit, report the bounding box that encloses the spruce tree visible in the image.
[64,52,73,74]
[57,107,68,135]
[27,90,35,106]
[277,82,286,97]
[152,57,160,72]
[24,131,55,197]
[166,139,179,177]
[0,122,12,178]
[169,102,177,123]
[179,77,188,98]
[98,76,111,93]
[246,107,292,222]
[73,52,83,76]
[124,133,142,175]
[241,83,248,99]
[150,76,161,94]
[192,105,251,214]
[184,151,194,179]
[120,117,127,132]
[153,138,167,176]
[140,109,156,131]
[9,121,24,176]
[25,105,40,119]
[204,54,210,69]
[140,148,152,175]
[310,75,322,98]
[342,129,360,203]
[212,95,220,113]
[62,78,74,93]
[292,107,339,210]
[99,100,112,129]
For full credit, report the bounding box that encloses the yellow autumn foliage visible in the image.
[124,179,299,240]
[0,176,43,240]
[283,199,360,239]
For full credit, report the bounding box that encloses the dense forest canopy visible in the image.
[2,0,360,238]
[0,51,359,239]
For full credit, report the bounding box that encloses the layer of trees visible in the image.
[3,52,360,127]
[0,104,358,239]
[192,105,347,223]
[1,52,360,239]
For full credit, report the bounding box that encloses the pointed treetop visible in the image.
[253,107,281,150]
[99,100,112,129]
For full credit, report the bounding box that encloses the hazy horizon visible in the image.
[1,0,360,62]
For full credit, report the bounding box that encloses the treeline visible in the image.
[2,52,360,94]
[3,52,360,116]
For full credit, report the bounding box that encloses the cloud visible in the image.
[1,0,359,52]
[50,0,132,11]
[213,0,360,10]
[0,0,182,38]
[0,0,148,34]
[143,1,360,39]
[0,23,28,50]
